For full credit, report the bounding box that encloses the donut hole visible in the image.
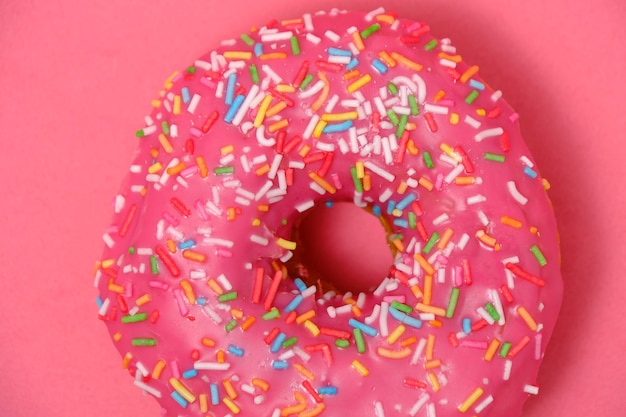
[287,202,393,294]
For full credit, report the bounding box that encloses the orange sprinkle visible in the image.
[530,226,539,235]
[414,253,435,276]
[259,52,288,60]
[401,336,418,347]
[196,156,208,178]
[351,305,362,317]
[455,176,477,185]
[223,378,238,399]
[255,163,270,176]
[240,316,256,331]
[107,282,125,294]
[411,284,424,300]
[166,161,186,175]
[392,238,405,252]
[199,393,208,413]
[268,119,289,133]
[251,378,270,392]
[216,349,226,363]
[415,303,446,317]
[296,310,316,324]
[378,51,397,67]
[266,101,288,117]
[298,144,312,158]
[425,334,436,360]
[433,90,446,102]
[135,294,151,306]
[363,173,372,191]
[437,228,454,250]
[281,392,307,416]
[294,363,315,381]
[343,69,361,80]
[407,139,419,155]
[207,278,224,295]
[517,306,538,331]
[484,339,501,361]
[460,65,480,83]
[428,319,443,328]
[166,239,177,253]
[418,176,434,191]
[201,337,216,347]
[390,52,424,71]
[231,309,244,320]
[182,250,207,263]
[309,172,337,194]
[158,133,174,153]
[476,230,501,250]
[351,31,365,51]
[223,51,253,60]
[257,204,270,212]
[423,275,433,305]
[501,216,523,229]
[112,332,122,342]
[152,359,166,379]
[396,181,408,195]
[438,52,463,63]
[376,14,396,24]
[180,280,196,304]
[377,346,412,359]
[299,404,326,417]
[424,359,442,370]
[227,207,236,221]
[311,72,330,111]
[149,148,159,158]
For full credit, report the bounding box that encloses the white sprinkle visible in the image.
[391,75,418,94]
[507,181,528,205]
[271,409,281,417]
[190,270,206,280]
[310,182,327,195]
[232,84,260,126]
[379,188,393,203]
[203,237,234,248]
[520,155,535,168]
[356,292,367,308]
[375,401,385,417]
[432,213,450,226]
[303,13,314,31]
[457,233,470,250]
[261,64,282,83]
[324,94,340,112]
[250,235,269,246]
[427,402,437,417]
[464,115,482,129]
[467,194,487,205]
[236,187,255,200]
[255,180,273,201]
[373,96,387,115]
[234,196,251,206]
[256,125,276,147]
[129,165,142,173]
[300,80,326,99]
[392,106,411,115]
[102,233,115,248]
[113,195,125,213]
[424,103,449,115]
[98,298,110,316]
[475,127,504,142]
[261,31,293,42]
[194,362,231,371]
[365,6,385,21]
[439,58,457,68]
[437,268,446,283]
[328,55,351,64]
[412,74,427,104]
[202,305,223,324]
[477,210,490,226]
[477,307,496,325]
[444,164,465,184]
[295,200,315,213]
[326,306,337,318]
[215,80,225,99]
[293,346,311,362]
[373,278,390,297]
[364,303,381,324]
[325,30,340,42]
[254,395,265,405]
[134,380,162,398]
[523,384,539,395]
[278,350,295,361]
[379,302,389,337]
[305,33,321,45]
[491,90,503,102]
[363,161,395,182]
[503,360,512,380]
[490,289,506,326]
[409,394,430,417]
[315,141,335,152]
[474,395,494,413]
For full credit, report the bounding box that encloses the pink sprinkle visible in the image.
[200,77,216,88]
[534,333,543,360]
[124,282,133,297]
[435,173,444,191]
[149,281,170,290]
[217,248,233,257]
[459,340,489,349]
[437,99,456,107]
[105,225,120,234]
[453,266,463,287]
[406,22,422,32]
[162,211,180,227]
[190,127,203,137]
[331,173,343,189]
[170,360,181,379]
[173,289,190,317]
[181,166,199,178]
[383,295,406,303]
[509,113,519,123]
[195,200,210,221]
[171,73,184,83]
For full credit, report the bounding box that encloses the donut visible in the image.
[95,8,563,417]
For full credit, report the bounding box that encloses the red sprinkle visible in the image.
[505,263,546,287]
[500,284,515,303]
[501,130,511,152]
[264,327,281,345]
[316,60,343,72]
[202,111,219,133]
[471,319,489,332]
[155,246,181,277]
[462,259,473,286]
[508,335,531,358]
[170,197,191,217]
[302,380,323,403]
[292,61,310,87]
[119,204,137,237]
[404,377,427,389]
[116,294,129,313]
[424,112,438,132]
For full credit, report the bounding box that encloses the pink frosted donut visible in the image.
[95,8,563,417]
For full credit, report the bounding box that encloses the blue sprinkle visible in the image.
[372,205,382,217]
[386,200,396,215]
[393,219,409,228]
[348,318,379,337]
[210,383,220,405]
[228,344,245,357]
[271,333,287,353]
[284,294,304,313]
[328,47,352,56]
[178,239,196,249]
[196,297,207,305]
[318,386,338,395]
[225,73,237,105]
[96,297,103,308]
[182,369,198,379]
[389,307,422,328]
[272,360,289,369]
[294,278,308,292]
[469,79,486,90]
[462,317,472,334]
[254,43,264,57]
[181,87,191,103]
[396,192,418,211]
[325,200,334,208]
[171,391,188,408]
[224,94,245,123]
[524,166,538,179]
[346,57,359,70]
[323,120,353,134]
[371,58,388,74]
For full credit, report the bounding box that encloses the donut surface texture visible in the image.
[95,8,563,417]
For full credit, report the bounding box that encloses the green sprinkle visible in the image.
[353,328,366,354]
[500,342,512,358]
[240,33,255,46]
[262,308,281,320]
[290,36,301,55]
[396,114,408,137]
[150,255,159,274]
[249,64,260,84]
[422,232,440,254]
[530,245,548,266]
[335,339,350,349]
[122,313,148,323]
[299,73,314,90]
[387,109,400,126]
[161,121,170,135]
[485,303,500,322]
[446,288,460,318]
[387,82,399,95]
[466,90,480,104]
[408,211,417,229]
[282,337,298,349]
[214,166,234,175]
[135,129,145,138]
[424,39,438,51]
[423,151,434,169]
[225,319,238,332]
[360,23,381,39]
[218,291,238,302]
[409,94,419,116]
[484,152,506,163]
[350,167,363,193]
[186,66,196,74]
[128,246,136,255]
[391,301,412,314]
[131,338,156,346]
[281,218,288,226]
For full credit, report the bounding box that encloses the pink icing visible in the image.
[95,8,563,417]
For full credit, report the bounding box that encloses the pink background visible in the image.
[1,0,624,416]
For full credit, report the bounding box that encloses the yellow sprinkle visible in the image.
[427,372,441,391]
[476,108,486,117]
[517,306,538,331]
[254,94,273,127]
[100,259,115,269]
[275,83,296,93]
[152,359,166,379]
[164,71,179,89]
[151,99,162,108]
[387,326,407,345]
[135,294,151,306]
[180,280,196,304]
[147,162,163,174]
[450,112,460,124]
[309,172,337,194]
[207,278,224,295]
[112,332,122,342]
[170,378,197,403]
[458,387,484,412]
[542,178,551,190]
[484,338,501,361]
[223,51,253,60]
[321,111,358,122]
[413,253,435,276]
[313,119,327,138]
[355,161,365,178]
[390,52,423,71]
[276,238,297,250]
[223,397,240,414]
[438,52,463,63]
[251,378,270,391]
[298,144,312,157]
[294,363,315,381]
[173,95,181,115]
[199,393,208,413]
[347,74,372,93]
[303,320,320,336]
[220,145,234,155]
[158,133,174,153]
[295,310,316,324]
[351,360,369,376]
[266,101,288,117]
[377,346,412,359]
[251,218,261,227]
